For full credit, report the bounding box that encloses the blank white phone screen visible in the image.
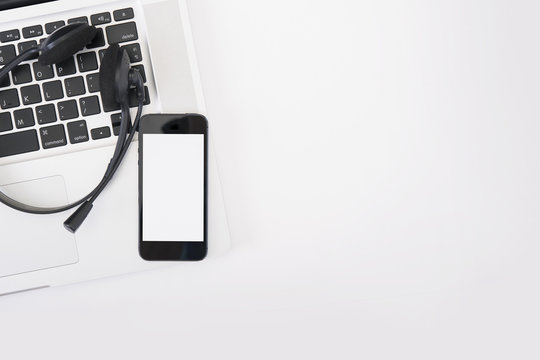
[142,133,204,242]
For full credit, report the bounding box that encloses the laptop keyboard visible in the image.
[0,6,151,159]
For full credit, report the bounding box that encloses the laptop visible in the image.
[0,0,230,295]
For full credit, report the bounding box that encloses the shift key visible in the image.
[105,22,138,44]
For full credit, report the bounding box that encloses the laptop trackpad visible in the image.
[0,176,78,278]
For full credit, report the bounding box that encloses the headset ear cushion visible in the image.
[38,23,97,65]
[115,49,131,104]
[99,44,121,112]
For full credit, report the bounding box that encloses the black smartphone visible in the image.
[138,113,208,261]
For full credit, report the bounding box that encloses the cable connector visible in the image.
[63,200,93,233]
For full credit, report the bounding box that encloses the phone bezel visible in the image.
[138,113,208,261]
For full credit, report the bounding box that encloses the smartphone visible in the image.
[138,113,208,261]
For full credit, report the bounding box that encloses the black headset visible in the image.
[0,23,146,233]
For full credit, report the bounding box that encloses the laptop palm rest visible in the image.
[0,175,78,278]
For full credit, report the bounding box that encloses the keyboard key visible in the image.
[0,88,19,109]
[0,74,10,88]
[132,64,146,82]
[67,16,88,24]
[86,73,100,92]
[91,126,111,140]
[121,43,142,63]
[76,52,98,72]
[36,104,57,125]
[42,80,63,101]
[45,21,65,34]
[0,29,20,43]
[0,129,39,158]
[22,25,43,38]
[12,64,32,84]
[91,12,112,25]
[79,95,100,116]
[64,76,85,97]
[111,113,130,135]
[17,40,38,56]
[20,84,42,105]
[0,112,12,132]
[113,8,134,21]
[13,108,35,128]
[67,120,89,143]
[129,86,150,107]
[58,100,78,120]
[87,28,105,49]
[32,62,54,80]
[55,56,76,76]
[40,124,67,149]
[0,44,16,65]
[106,22,138,44]
[98,49,106,62]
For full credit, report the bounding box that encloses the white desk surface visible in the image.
[2,1,540,359]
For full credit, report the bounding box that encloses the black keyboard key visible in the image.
[17,40,38,56]
[45,21,65,34]
[79,95,100,116]
[12,64,32,84]
[86,28,105,49]
[121,43,142,63]
[36,104,57,125]
[40,124,66,149]
[67,120,89,143]
[0,74,10,88]
[0,88,19,109]
[129,86,150,107]
[113,8,134,21]
[0,129,39,158]
[64,76,85,97]
[76,52,98,72]
[0,112,12,132]
[42,80,63,101]
[132,64,146,83]
[86,73,100,92]
[13,108,35,128]
[0,44,16,65]
[106,22,138,44]
[17,40,38,55]
[58,99,78,120]
[32,62,54,80]
[22,25,43,38]
[91,126,111,140]
[55,56,76,76]
[20,84,42,105]
[91,12,112,25]
[0,29,20,43]
[67,16,88,24]
[111,113,131,135]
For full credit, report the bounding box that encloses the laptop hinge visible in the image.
[0,0,57,11]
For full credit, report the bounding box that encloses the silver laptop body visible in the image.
[0,0,230,295]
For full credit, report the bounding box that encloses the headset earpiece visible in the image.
[115,48,131,105]
[99,44,132,111]
[99,44,120,111]
[38,23,97,65]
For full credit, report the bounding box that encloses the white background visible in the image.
[1,0,540,359]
